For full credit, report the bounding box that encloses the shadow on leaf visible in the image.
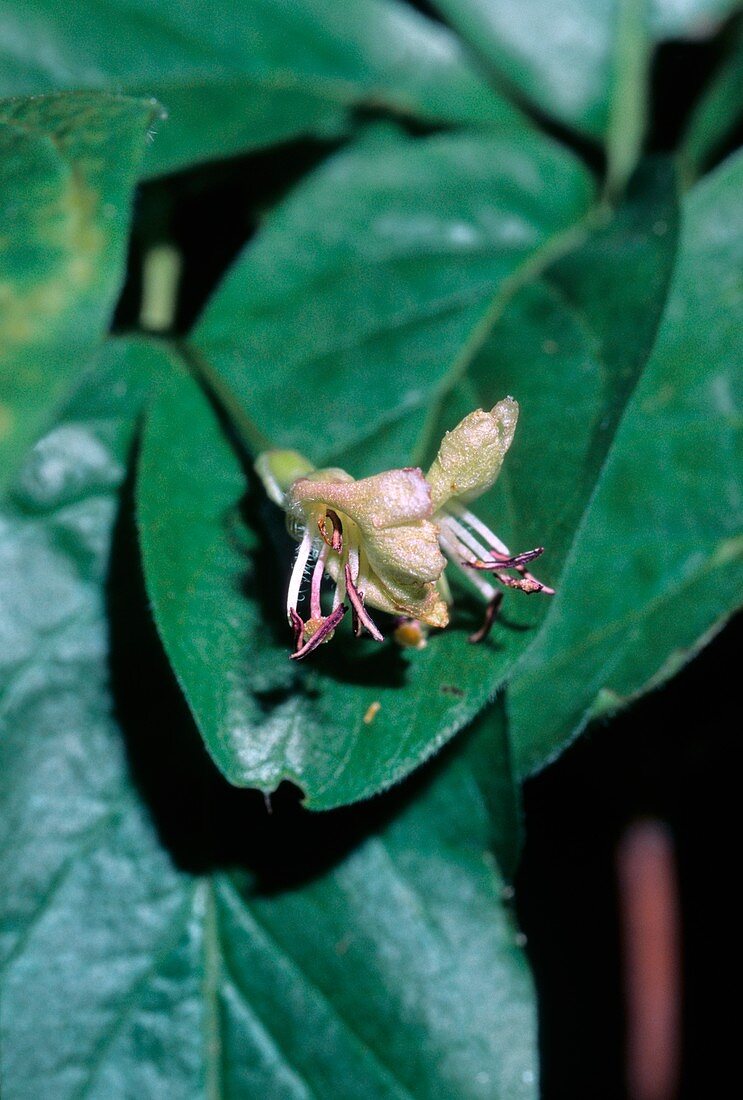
[106,453,461,892]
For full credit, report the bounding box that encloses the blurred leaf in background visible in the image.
[681,15,743,180]
[0,0,526,176]
[0,92,160,491]
[430,1,741,142]
[508,148,743,777]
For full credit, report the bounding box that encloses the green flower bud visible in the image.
[426,398,519,512]
[254,449,315,506]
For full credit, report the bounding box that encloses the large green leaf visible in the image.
[142,129,593,805]
[431,0,740,146]
[509,150,743,778]
[0,92,159,494]
[0,0,526,179]
[139,150,678,807]
[193,128,595,467]
[0,347,537,1098]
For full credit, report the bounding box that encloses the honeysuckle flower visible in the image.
[255,451,448,658]
[256,397,552,656]
[427,397,554,643]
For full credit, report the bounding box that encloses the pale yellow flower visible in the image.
[256,452,447,658]
[256,396,553,656]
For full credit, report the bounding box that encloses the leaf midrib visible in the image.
[411,214,593,466]
[218,875,418,1100]
[70,887,197,1100]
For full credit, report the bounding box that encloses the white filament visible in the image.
[446,499,511,556]
[438,524,497,601]
[441,513,493,563]
[286,529,313,622]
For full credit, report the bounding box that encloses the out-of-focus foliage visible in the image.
[1,1,741,1095]
[0,93,159,489]
[0,0,525,176]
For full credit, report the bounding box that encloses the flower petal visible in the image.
[289,466,432,529]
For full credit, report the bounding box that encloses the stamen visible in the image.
[318,509,343,553]
[332,531,356,611]
[469,591,504,644]
[446,499,510,556]
[291,604,348,660]
[476,557,555,595]
[444,515,554,595]
[346,541,360,585]
[286,529,312,623]
[289,607,305,652]
[310,546,328,620]
[332,572,346,610]
[467,547,544,570]
[491,573,546,594]
[526,575,555,595]
[438,525,498,601]
[328,509,343,551]
[344,563,384,642]
[441,513,493,562]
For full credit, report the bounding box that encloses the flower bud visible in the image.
[426,398,519,512]
[254,449,315,506]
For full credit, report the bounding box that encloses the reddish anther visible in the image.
[466,546,545,571]
[289,606,305,652]
[318,509,343,553]
[463,545,554,596]
[328,509,343,551]
[492,573,547,594]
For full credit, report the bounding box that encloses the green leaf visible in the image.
[473,160,679,569]
[193,128,595,467]
[430,0,739,144]
[0,92,160,493]
[680,17,743,184]
[140,129,594,805]
[508,150,743,779]
[0,0,527,179]
[1,352,537,1098]
[140,151,678,808]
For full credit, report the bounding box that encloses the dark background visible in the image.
[519,611,740,1099]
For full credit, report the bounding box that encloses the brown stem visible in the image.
[469,591,504,644]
